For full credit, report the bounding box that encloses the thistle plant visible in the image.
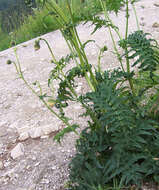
[7,0,159,189]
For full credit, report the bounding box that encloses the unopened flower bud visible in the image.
[34,40,40,51]
[6,60,12,65]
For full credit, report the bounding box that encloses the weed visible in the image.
[7,0,159,189]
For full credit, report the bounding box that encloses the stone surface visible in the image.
[16,126,32,135]
[0,161,4,170]
[29,127,43,139]
[18,132,29,141]
[42,124,59,135]
[10,143,25,159]
[40,178,50,184]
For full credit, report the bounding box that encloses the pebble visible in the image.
[4,161,11,167]
[32,156,37,161]
[0,121,6,127]
[40,178,50,184]
[152,22,159,28]
[10,121,19,129]
[34,162,40,167]
[18,132,29,141]
[26,165,32,170]
[0,160,4,170]
[0,175,10,184]
[154,3,159,7]
[29,127,43,138]
[51,166,56,170]
[40,135,49,139]
[0,143,3,149]
[16,126,31,135]
[10,143,24,159]
[42,124,59,135]
[28,184,36,190]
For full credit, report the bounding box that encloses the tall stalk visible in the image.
[66,0,97,89]
[47,0,97,91]
[131,2,140,30]
[99,0,125,72]
[125,0,135,94]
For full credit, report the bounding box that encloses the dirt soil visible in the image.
[0,1,159,189]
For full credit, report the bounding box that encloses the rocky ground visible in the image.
[0,1,159,189]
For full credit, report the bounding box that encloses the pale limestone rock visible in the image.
[0,161,4,170]
[51,166,56,170]
[16,126,32,134]
[4,161,11,167]
[40,178,50,184]
[10,121,19,129]
[0,143,3,149]
[34,162,40,167]
[11,143,24,159]
[0,175,10,184]
[29,127,43,138]
[42,124,59,135]
[26,165,31,170]
[0,121,6,127]
[18,132,29,141]
[28,184,36,190]
[40,135,49,139]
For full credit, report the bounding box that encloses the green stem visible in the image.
[39,38,56,62]
[14,48,78,135]
[60,29,96,91]
[47,0,69,23]
[99,0,122,40]
[97,50,102,73]
[66,0,97,90]
[125,0,135,94]
[38,37,77,97]
[99,0,125,72]
[131,2,140,30]
[47,0,97,91]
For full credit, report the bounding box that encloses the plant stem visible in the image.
[66,0,97,90]
[99,0,125,72]
[131,2,140,30]
[125,0,135,95]
[38,37,77,97]
[99,0,122,40]
[13,48,78,136]
[49,0,95,91]
[39,38,56,62]
[97,50,102,73]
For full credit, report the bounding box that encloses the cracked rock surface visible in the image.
[0,1,159,189]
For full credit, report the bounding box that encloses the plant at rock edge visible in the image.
[7,0,159,189]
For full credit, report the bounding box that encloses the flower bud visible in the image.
[34,40,40,51]
[6,60,12,65]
